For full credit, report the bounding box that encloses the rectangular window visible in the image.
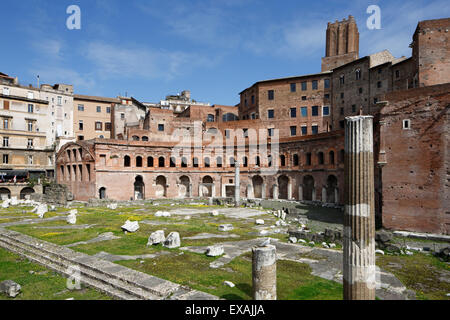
[395,70,400,78]
[28,104,34,113]
[312,125,319,134]
[359,87,363,94]
[352,105,356,113]
[95,122,102,131]
[324,79,330,89]
[251,95,255,104]
[312,80,318,90]
[377,81,382,88]
[340,92,344,99]
[323,106,330,116]
[268,128,274,137]
[268,109,274,119]
[2,154,8,164]
[28,155,33,165]
[268,90,274,100]
[27,92,34,99]
[121,113,125,119]
[290,108,297,118]
[340,75,345,85]
[301,82,307,91]
[78,136,84,141]
[301,107,308,117]
[27,121,33,132]
[96,106,101,113]
[158,124,164,132]
[3,101,9,110]
[57,96,62,106]
[340,107,344,115]
[79,121,84,131]
[324,93,330,99]
[3,88,9,95]
[225,129,230,138]
[301,126,307,135]
[3,137,9,147]
[105,123,111,131]
[78,105,84,111]
[106,107,111,113]
[301,96,307,101]
[312,106,319,117]
[3,119,8,130]
[290,126,297,136]
[27,139,33,148]
[290,83,296,92]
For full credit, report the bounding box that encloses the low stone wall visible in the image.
[288,228,343,244]
[31,184,69,206]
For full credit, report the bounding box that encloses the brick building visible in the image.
[56,17,450,234]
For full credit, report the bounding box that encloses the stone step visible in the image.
[0,238,137,300]
[0,229,179,298]
[0,228,218,300]
[0,236,161,300]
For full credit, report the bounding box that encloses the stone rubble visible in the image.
[147,230,165,246]
[218,224,233,232]
[163,232,181,248]
[0,280,21,298]
[121,220,140,233]
[205,245,224,257]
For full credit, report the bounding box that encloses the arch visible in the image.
[192,157,199,168]
[278,175,289,200]
[204,157,211,168]
[280,155,286,167]
[20,187,35,200]
[303,175,315,201]
[201,175,214,197]
[179,175,191,198]
[326,175,338,203]
[136,156,143,167]
[0,188,11,200]
[329,151,335,165]
[229,157,235,167]
[170,157,176,168]
[99,187,106,200]
[147,156,154,167]
[142,136,149,142]
[155,175,167,198]
[216,156,223,168]
[207,114,215,122]
[158,157,165,168]
[132,136,140,141]
[318,152,324,165]
[293,154,299,166]
[255,156,261,167]
[181,157,188,168]
[124,155,131,167]
[252,176,264,199]
[222,113,238,122]
[134,176,145,200]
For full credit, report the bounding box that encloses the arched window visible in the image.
[329,151,335,165]
[142,136,149,142]
[124,155,131,167]
[229,157,235,167]
[159,157,165,168]
[355,68,362,80]
[306,153,312,166]
[318,152,324,165]
[193,157,199,168]
[136,156,143,167]
[207,114,215,122]
[293,154,299,166]
[217,156,223,168]
[255,156,261,167]
[243,156,248,167]
[147,156,154,167]
[268,155,273,167]
[170,157,176,167]
[132,136,140,141]
[280,155,286,167]
[204,157,210,168]
[182,157,188,168]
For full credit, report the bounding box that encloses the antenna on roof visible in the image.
[37,75,40,88]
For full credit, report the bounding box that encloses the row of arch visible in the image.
[120,150,345,169]
[0,187,35,200]
[97,174,339,203]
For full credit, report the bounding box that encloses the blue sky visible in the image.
[1,0,449,105]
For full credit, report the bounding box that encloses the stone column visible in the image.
[312,187,316,201]
[247,184,254,199]
[252,245,277,300]
[335,188,339,204]
[343,115,376,300]
[298,185,303,201]
[322,187,327,203]
[212,184,216,198]
[287,181,292,200]
[235,160,240,207]
[272,185,279,200]
[199,184,203,198]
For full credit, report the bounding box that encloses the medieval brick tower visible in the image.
[321,15,360,72]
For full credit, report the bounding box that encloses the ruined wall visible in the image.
[380,83,450,234]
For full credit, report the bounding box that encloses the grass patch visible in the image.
[0,247,110,300]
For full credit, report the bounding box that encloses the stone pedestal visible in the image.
[252,245,277,300]
[273,185,279,200]
[322,187,327,203]
[298,186,303,201]
[343,115,376,300]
